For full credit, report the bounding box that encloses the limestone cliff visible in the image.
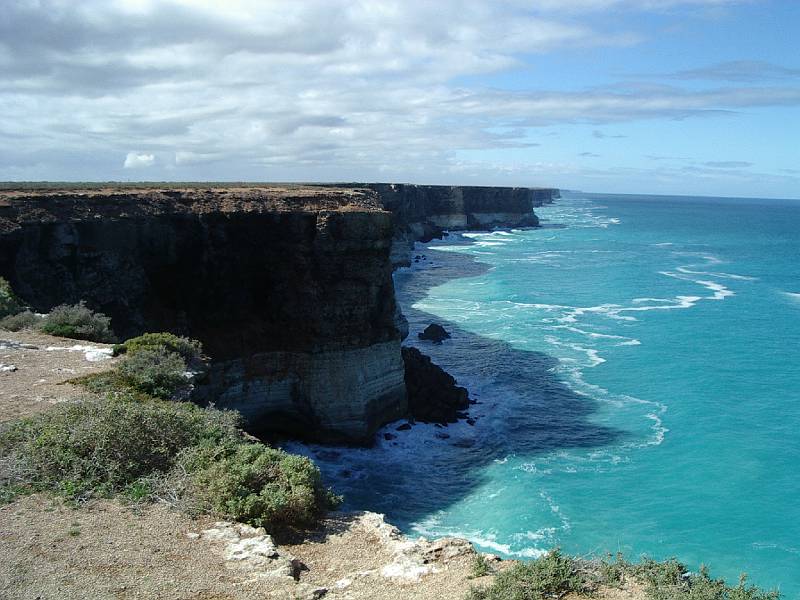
[361,183,559,266]
[0,186,406,443]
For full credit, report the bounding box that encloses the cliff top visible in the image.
[0,184,383,233]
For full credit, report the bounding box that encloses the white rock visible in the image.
[0,363,17,372]
[334,577,352,589]
[196,521,295,579]
[44,344,113,362]
[353,512,475,583]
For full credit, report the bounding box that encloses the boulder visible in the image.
[417,323,450,344]
[402,346,470,424]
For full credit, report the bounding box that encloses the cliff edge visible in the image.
[0,186,406,443]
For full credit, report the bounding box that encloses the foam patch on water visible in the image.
[783,291,800,305]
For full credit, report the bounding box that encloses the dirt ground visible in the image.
[0,330,117,423]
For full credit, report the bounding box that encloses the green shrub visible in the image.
[0,277,23,319]
[176,439,341,531]
[0,394,339,531]
[467,549,585,600]
[470,554,492,579]
[117,347,188,399]
[113,332,203,365]
[0,396,240,502]
[630,560,780,600]
[39,301,115,342]
[0,310,41,331]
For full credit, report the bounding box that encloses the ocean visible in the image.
[294,192,800,597]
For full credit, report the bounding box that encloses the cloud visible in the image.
[0,0,793,186]
[664,61,800,82]
[593,130,627,139]
[702,160,752,168]
[123,152,155,168]
[579,152,601,157]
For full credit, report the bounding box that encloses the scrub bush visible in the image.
[0,310,41,331]
[0,277,23,319]
[113,332,203,365]
[39,301,115,342]
[117,347,188,400]
[0,394,340,532]
[466,550,585,600]
[0,396,239,502]
[175,439,342,531]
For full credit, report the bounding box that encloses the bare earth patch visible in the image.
[0,330,116,423]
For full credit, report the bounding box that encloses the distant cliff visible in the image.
[0,186,406,443]
[362,184,559,266]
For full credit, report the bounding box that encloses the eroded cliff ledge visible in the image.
[363,183,559,266]
[0,186,406,443]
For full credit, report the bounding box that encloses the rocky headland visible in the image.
[0,183,553,444]
[363,183,559,267]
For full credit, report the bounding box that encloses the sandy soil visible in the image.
[0,330,116,423]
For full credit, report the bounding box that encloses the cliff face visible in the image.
[363,184,559,266]
[0,187,406,443]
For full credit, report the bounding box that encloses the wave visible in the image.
[783,291,800,305]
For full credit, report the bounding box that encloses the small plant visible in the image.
[0,310,41,332]
[470,553,492,579]
[466,549,586,600]
[0,277,23,319]
[39,301,115,342]
[117,347,189,400]
[113,332,203,365]
[599,552,632,588]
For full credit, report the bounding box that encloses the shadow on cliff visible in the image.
[292,235,627,537]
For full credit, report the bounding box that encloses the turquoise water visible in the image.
[296,193,800,596]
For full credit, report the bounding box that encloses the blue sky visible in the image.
[1,0,798,198]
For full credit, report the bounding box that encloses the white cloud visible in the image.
[123,152,155,168]
[0,0,793,192]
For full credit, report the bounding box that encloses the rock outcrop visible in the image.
[0,186,406,443]
[360,183,559,267]
[402,346,470,424]
[417,323,450,344]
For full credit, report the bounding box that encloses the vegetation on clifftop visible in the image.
[0,278,116,343]
[0,330,340,532]
[466,550,779,600]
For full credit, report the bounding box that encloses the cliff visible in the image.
[361,184,559,267]
[0,186,406,443]
[0,182,557,443]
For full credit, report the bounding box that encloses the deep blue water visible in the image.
[294,192,800,597]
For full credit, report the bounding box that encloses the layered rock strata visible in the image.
[361,184,559,266]
[0,186,406,443]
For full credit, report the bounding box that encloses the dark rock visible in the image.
[466,418,476,426]
[383,432,397,441]
[396,422,413,431]
[402,346,470,424]
[418,323,450,344]
[435,432,450,440]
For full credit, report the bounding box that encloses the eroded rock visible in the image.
[402,346,470,424]
[418,323,450,343]
[191,521,296,579]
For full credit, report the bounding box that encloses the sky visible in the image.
[1,0,799,198]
